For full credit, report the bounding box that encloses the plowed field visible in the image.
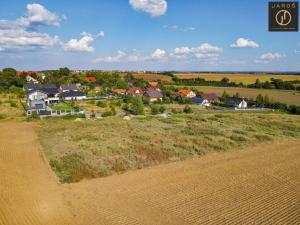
[1,122,300,225]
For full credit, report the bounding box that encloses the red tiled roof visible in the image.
[126,87,144,95]
[177,90,192,96]
[113,89,126,94]
[202,93,219,101]
[85,76,96,82]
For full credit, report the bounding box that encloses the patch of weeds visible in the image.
[230,134,248,142]
[0,113,6,120]
[254,134,272,141]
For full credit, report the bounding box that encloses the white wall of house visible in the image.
[63,96,86,101]
[201,99,211,107]
[28,91,47,101]
[237,100,247,109]
[187,91,196,98]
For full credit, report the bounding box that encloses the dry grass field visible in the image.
[175,73,300,84]
[132,73,172,82]
[189,86,300,105]
[37,112,300,183]
[0,94,25,120]
[1,122,300,225]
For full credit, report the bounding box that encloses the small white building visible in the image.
[237,99,247,109]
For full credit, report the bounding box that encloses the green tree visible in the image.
[222,91,230,99]
[131,96,144,115]
[256,94,264,107]
[233,92,240,98]
[264,94,270,106]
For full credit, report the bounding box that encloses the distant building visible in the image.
[60,84,79,92]
[202,93,219,102]
[191,97,211,107]
[112,89,127,95]
[177,90,196,98]
[85,76,96,82]
[126,87,144,96]
[59,91,86,101]
[224,98,247,109]
[144,90,163,102]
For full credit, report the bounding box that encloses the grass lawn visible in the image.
[36,112,300,183]
[50,102,75,111]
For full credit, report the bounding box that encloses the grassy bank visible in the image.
[36,112,300,183]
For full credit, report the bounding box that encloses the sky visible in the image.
[0,0,299,71]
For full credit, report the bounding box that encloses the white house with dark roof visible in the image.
[59,91,86,100]
[60,84,79,92]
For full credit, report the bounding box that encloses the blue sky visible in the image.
[0,0,299,71]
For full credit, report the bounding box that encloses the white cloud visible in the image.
[62,32,104,52]
[152,48,166,59]
[129,0,167,17]
[230,38,259,48]
[97,31,105,38]
[183,27,196,32]
[0,4,63,52]
[171,43,223,62]
[163,25,196,32]
[93,50,127,63]
[93,44,222,64]
[255,53,285,63]
[25,3,63,27]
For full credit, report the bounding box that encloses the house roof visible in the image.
[126,87,144,95]
[113,89,126,94]
[59,91,86,98]
[177,90,193,96]
[42,84,57,89]
[60,84,78,91]
[146,87,160,92]
[27,89,47,96]
[202,93,219,101]
[145,90,163,99]
[191,97,206,104]
[224,97,244,105]
[85,76,96,82]
[24,83,39,90]
[149,81,158,87]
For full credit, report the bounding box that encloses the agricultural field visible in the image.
[1,122,300,225]
[132,73,172,82]
[189,86,300,106]
[175,73,300,84]
[36,112,300,183]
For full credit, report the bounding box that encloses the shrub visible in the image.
[97,101,107,108]
[9,100,17,108]
[183,105,193,114]
[159,106,165,114]
[151,105,160,115]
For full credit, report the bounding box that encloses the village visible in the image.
[23,72,252,119]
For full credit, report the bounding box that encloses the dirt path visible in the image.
[0,122,73,225]
[1,122,300,225]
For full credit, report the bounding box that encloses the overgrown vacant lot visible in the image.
[175,73,300,84]
[37,113,300,183]
[0,94,24,120]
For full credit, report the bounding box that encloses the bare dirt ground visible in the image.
[1,122,300,225]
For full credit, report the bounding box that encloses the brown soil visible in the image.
[1,122,300,225]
